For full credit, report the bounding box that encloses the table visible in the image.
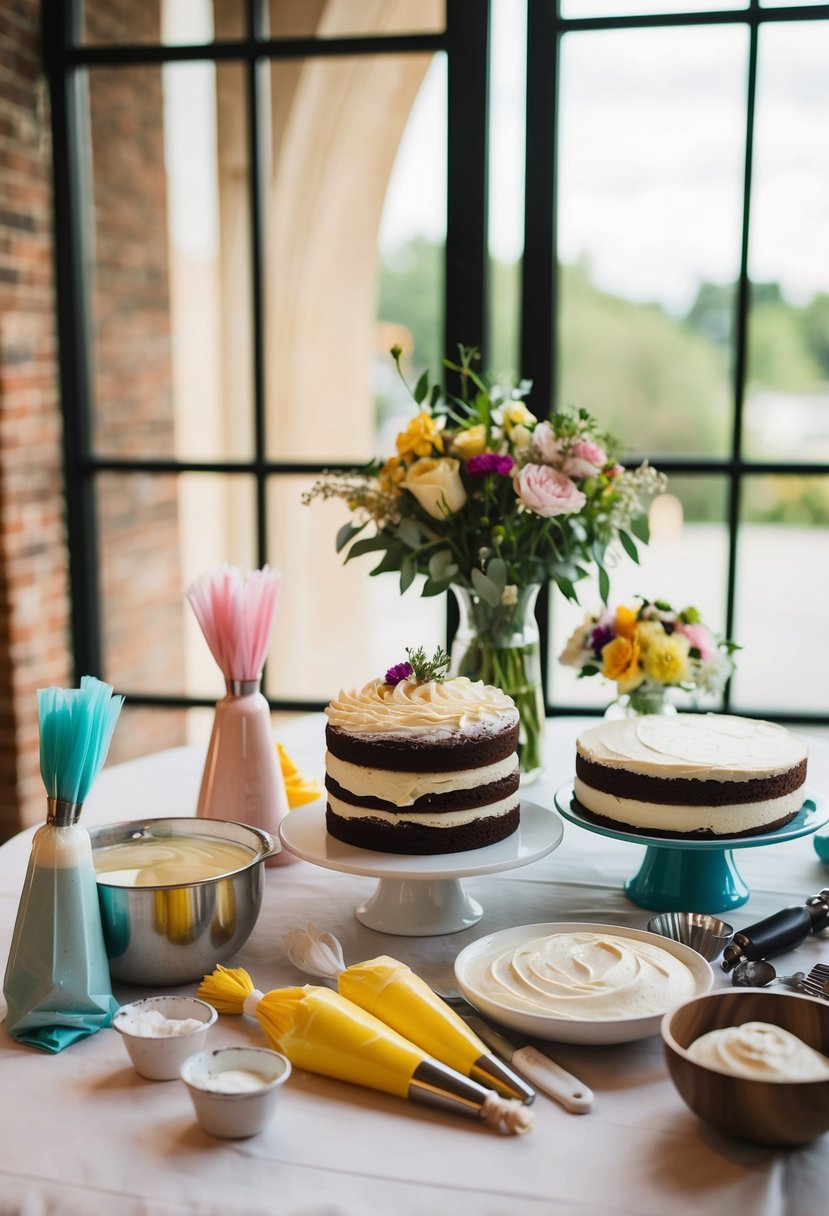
[1,716,827,1216]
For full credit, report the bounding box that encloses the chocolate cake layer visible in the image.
[575,754,807,807]
[325,771,520,813]
[326,804,520,855]
[571,796,799,840]
[326,721,519,773]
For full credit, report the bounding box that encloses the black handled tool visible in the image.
[721,889,829,972]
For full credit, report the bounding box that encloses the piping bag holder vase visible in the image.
[3,799,119,1053]
[197,678,292,866]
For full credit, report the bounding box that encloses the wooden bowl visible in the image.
[661,989,829,1146]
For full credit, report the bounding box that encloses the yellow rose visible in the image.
[502,402,537,430]
[601,636,644,694]
[614,604,639,640]
[634,620,665,652]
[379,456,405,496]
[643,634,691,686]
[396,412,445,461]
[452,425,487,459]
[402,457,467,519]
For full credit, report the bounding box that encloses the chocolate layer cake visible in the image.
[574,714,807,839]
[325,677,521,854]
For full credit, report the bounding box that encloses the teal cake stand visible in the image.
[554,783,827,914]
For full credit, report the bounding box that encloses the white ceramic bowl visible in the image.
[114,995,217,1080]
[454,921,714,1045]
[180,1047,292,1139]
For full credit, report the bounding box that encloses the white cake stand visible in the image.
[279,800,563,936]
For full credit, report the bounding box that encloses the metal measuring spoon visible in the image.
[730,959,809,992]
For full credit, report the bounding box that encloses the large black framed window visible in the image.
[43,0,829,727]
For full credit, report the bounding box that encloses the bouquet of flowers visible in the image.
[559,597,739,714]
[304,346,666,776]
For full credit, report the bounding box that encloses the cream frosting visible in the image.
[326,791,518,829]
[577,714,807,781]
[326,752,518,807]
[573,778,803,835]
[688,1021,829,1081]
[326,677,518,735]
[466,931,697,1021]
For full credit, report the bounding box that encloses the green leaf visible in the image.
[618,530,640,564]
[485,557,507,594]
[471,568,500,607]
[344,536,390,562]
[630,513,650,544]
[370,547,406,576]
[421,578,451,597]
[556,576,578,603]
[335,521,365,553]
[399,555,416,593]
[414,370,429,405]
[598,565,610,605]
[428,549,455,581]
[396,518,421,549]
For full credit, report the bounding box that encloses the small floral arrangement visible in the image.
[303,346,666,605]
[559,597,739,712]
[385,646,451,686]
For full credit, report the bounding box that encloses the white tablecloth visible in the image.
[0,717,827,1216]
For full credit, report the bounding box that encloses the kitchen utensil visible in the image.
[114,995,217,1080]
[646,912,733,961]
[721,889,829,971]
[181,1046,291,1138]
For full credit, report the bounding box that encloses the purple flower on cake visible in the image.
[467,452,515,478]
[384,661,414,686]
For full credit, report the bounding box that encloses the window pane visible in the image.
[87,63,254,461]
[488,0,526,377]
[745,23,829,462]
[560,0,746,17]
[96,472,256,702]
[265,477,445,702]
[81,0,244,45]
[557,27,746,458]
[732,476,829,713]
[265,53,445,463]
[549,476,730,709]
[264,0,445,37]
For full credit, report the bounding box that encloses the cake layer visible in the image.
[326,770,520,813]
[326,720,519,773]
[576,714,807,780]
[575,753,807,807]
[326,790,520,828]
[326,803,520,855]
[572,779,802,838]
[325,751,519,808]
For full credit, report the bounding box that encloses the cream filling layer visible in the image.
[326,791,518,829]
[574,777,803,835]
[325,752,519,807]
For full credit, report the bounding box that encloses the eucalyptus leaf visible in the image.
[485,557,507,594]
[631,513,650,544]
[370,547,406,576]
[428,549,454,580]
[399,555,416,593]
[618,530,640,564]
[471,568,500,607]
[336,521,365,553]
[598,565,610,605]
[397,518,422,549]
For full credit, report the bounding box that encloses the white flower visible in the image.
[509,424,533,451]
[694,649,733,695]
[501,584,518,606]
[559,616,595,668]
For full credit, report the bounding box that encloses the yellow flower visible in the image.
[614,604,639,640]
[634,620,665,653]
[402,457,467,519]
[396,412,445,461]
[501,402,537,430]
[601,636,644,694]
[378,456,405,496]
[452,425,487,459]
[642,633,691,686]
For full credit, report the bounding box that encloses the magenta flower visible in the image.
[385,661,413,686]
[467,453,515,478]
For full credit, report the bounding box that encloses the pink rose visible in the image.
[530,420,564,466]
[514,464,586,517]
[675,622,715,661]
[563,437,608,479]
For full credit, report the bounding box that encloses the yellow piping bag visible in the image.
[282,924,534,1105]
[198,965,533,1135]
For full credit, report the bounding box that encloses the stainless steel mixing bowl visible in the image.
[90,817,276,986]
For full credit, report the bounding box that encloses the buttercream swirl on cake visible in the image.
[467,931,697,1021]
[578,714,806,780]
[326,676,518,734]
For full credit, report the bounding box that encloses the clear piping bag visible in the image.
[198,965,533,1136]
[282,925,535,1105]
[3,677,123,1052]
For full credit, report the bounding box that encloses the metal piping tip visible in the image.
[225,677,261,697]
[407,1058,496,1120]
[46,797,83,827]
[470,1054,535,1105]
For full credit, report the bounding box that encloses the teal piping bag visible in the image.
[3,677,124,1052]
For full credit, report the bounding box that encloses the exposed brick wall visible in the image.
[0,0,71,836]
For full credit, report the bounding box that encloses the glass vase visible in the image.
[449,584,546,784]
[605,684,677,719]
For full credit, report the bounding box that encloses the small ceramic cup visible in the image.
[180,1046,292,1139]
[114,995,217,1081]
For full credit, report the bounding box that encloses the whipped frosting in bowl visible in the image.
[687,1021,829,1081]
[455,922,713,1045]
